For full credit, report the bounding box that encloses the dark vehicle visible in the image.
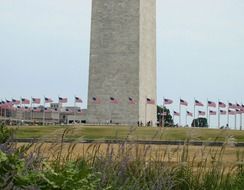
[191,117,208,128]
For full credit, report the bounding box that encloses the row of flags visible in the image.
[89,97,155,105]
[162,98,244,118]
[0,96,143,106]
[0,96,83,107]
[170,109,242,117]
[164,98,243,109]
[0,105,83,114]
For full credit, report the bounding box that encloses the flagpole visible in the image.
[193,98,196,127]
[234,112,237,130]
[235,101,237,130]
[43,97,45,126]
[240,112,242,131]
[218,99,220,128]
[145,97,147,127]
[74,97,76,125]
[31,97,33,123]
[179,98,181,127]
[209,114,211,129]
[227,102,229,128]
[162,97,165,127]
[186,111,187,126]
[20,97,22,125]
[206,99,209,128]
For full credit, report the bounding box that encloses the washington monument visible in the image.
[87,0,157,125]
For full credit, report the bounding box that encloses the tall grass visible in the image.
[1,125,244,189]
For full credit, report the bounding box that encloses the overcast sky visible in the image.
[1,0,244,127]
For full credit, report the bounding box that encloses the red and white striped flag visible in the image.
[218,101,226,108]
[110,97,119,104]
[44,108,52,113]
[12,99,20,105]
[208,101,216,108]
[75,96,83,103]
[164,98,173,105]
[220,110,227,115]
[59,97,68,103]
[33,107,41,112]
[91,97,101,104]
[195,100,204,107]
[128,97,136,104]
[235,109,242,114]
[21,98,30,104]
[187,111,193,117]
[198,111,205,116]
[161,112,167,116]
[44,97,53,103]
[32,98,41,104]
[235,103,241,109]
[146,98,155,105]
[180,99,188,106]
[76,109,84,115]
[209,110,217,115]
[228,103,236,109]
[174,111,180,116]
[228,110,236,115]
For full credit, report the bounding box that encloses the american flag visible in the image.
[180,99,188,106]
[187,111,193,117]
[164,98,173,105]
[174,111,180,116]
[235,109,242,114]
[209,110,217,115]
[77,109,83,114]
[110,97,119,104]
[161,112,167,116]
[228,103,236,109]
[6,100,13,105]
[52,108,59,112]
[44,97,53,103]
[91,97,101,104]
[32,98,41,104]
[218,101,226,108]
[59,97,68,103]
[195,100,204,107]
[24,106,30,111]
[128,97,136,104]
[198,111,205,116]
[228,110,236,115]
[220,110,227,115]
[146,98,155,104]
[236,103,241,109]
[65,108,73,113]
[21,98,30,104]
[44,108,52,113]
[12,99,20,105]
[208,101,216,108]
[75,96,83,103]
[33,107,41,112]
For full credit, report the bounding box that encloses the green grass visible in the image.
[11,125,244,142]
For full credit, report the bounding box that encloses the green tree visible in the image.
[191,117,208,128]
[0,123,12,144]
[157,106,173,126]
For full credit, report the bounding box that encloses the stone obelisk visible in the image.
[87,0,157,125]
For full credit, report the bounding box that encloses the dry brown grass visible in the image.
[18,142,244,169]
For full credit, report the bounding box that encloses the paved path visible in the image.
[12,138,244,147]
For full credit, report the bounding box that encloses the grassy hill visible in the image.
[11,125,244,142]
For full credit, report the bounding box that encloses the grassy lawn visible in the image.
[10,125,244,142]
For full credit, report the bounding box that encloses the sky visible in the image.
[1,0,244,127]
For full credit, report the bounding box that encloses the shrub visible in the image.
[0,124,12,144]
